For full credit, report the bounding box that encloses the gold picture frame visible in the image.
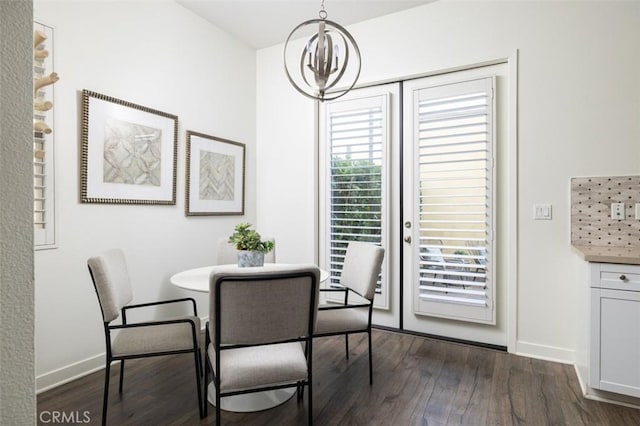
[80,89,178,205]
[185,130,245,216]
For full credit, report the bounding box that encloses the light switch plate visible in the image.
[533,204,552,220]
[611,202,625,220]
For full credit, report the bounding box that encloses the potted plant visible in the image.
[228,222,275,267]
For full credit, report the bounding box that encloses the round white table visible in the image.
[170,263,329,293]
[169,263,328,413]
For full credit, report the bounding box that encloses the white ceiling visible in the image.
[176,0,433,49]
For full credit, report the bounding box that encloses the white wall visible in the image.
[256,0,640,369]
[0,1,36,422]
[255,49,317,263]
[34,0,256,391]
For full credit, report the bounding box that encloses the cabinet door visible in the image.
[595,288,640,397]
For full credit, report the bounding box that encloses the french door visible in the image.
[318,83,401,328]
[402,65,507,346]
[320,64,509,346]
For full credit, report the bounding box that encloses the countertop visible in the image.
[572,245,640,265]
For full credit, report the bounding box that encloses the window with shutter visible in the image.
[319,93,390,308]
[34,22,56,249]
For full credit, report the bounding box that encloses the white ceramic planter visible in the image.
[237,251,264,267]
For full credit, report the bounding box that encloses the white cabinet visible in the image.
[590,263,640,398]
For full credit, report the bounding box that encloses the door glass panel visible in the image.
[320,93,391,308]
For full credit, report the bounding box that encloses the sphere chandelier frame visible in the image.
[283,2,361,102]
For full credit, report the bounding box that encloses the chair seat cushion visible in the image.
[315,306,369,335]
[208,342,308,393]
[112,316,200,357]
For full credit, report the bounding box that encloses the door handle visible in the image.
[404,236,412,243]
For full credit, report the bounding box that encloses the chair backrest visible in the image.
[87,249,134,323]
[339,242,385,301]
[217,238,239,265]
[209,264,319,346]
[217,237,276,264]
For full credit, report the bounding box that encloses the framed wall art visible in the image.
[80,89,178,204]
[185,131,245,216]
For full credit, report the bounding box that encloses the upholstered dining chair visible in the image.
[313,241,385,385]
[216,237,276,264]
[204,264,320,425]
[87,249,203,425]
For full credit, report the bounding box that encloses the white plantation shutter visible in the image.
[34,22,56,248]
[412,77,495,324]
[320,93,390,308]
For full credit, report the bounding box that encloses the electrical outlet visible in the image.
[611,202,625,220]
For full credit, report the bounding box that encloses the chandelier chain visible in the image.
[319,0,327,19]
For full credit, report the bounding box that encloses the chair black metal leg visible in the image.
[308,337,313,426]
[102,360,110,426]
[196,349,203,377]
[118,360,124,393]
[345,334,349,360]
[214,353,221,424]
[307,381,313,425]
[215,383,221,426]
[194,350,204,418]
[368,330,373,385]
[203,354,209,417]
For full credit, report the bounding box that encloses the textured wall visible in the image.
[0,0,36,424]
[571,175,640,247]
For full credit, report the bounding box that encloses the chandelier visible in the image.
[283,0,361,102]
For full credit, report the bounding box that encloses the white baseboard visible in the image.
[573,364,640,409]
[574,362,589,394]
[36,353,105,394]
[516,344,640,408]
[37,320,209,393]
[514,340,575,364]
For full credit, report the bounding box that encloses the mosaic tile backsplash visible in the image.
[571,175,640,247]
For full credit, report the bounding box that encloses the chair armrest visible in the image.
[318,302,371,311]
[122,297,198,323]
[322,287,366,297]
[320,287,349,306]
[319,288,347,293]
[109,318,200,339]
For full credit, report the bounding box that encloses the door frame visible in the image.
[402,54,518,351]
[315,51,519,352]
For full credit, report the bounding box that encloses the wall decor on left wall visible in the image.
[80,90,178,205]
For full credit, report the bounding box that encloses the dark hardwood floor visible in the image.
[37,329,640,425]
